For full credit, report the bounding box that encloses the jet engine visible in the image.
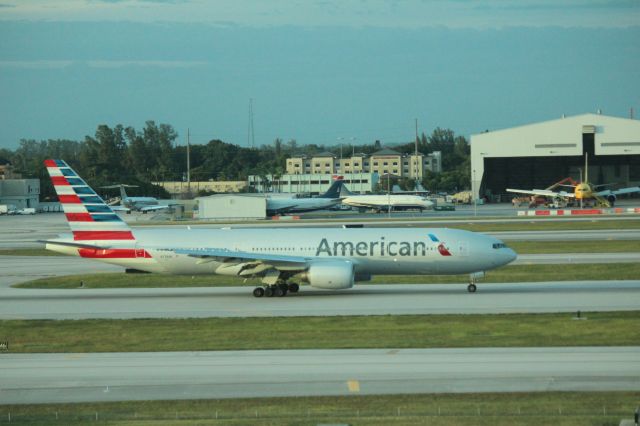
[302,261,354,290]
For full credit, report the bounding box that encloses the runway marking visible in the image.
[347,380,360,393]
[64,354,87,360]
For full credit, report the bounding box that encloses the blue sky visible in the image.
[0,1,639,149]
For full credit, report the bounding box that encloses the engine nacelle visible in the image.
[303,261,354,290]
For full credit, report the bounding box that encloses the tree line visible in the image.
[0,121,470,200]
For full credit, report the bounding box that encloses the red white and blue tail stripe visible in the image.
[44,159,135,242]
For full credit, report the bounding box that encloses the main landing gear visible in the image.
[253,282,300,298]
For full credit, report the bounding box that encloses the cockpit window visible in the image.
[492,243,507,249]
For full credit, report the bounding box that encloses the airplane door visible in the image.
[135,244,147,258]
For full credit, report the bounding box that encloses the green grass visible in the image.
[131,216,640,232]
[15,262,640,289]
[1,392,638,425]
[1,311,638,353]
[507,239,640,253]
[0,248,63,256]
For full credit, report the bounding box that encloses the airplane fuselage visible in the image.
[47,227,516,278]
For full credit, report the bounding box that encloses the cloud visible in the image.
[0,0,638,29]
[0,60,206,69]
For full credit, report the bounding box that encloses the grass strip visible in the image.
[0,248,64,256]
[507,239,640,253]
[15,262,640,289]
[1,392,638,425]
[1,311,638,353]
[132,217,640,231]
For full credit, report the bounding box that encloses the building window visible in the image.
[294,164,300,167]
[315,163,320,167]
[325,163,330,167]
[393,162,398,166]
[373,162,378,166]
[383,162,388,166]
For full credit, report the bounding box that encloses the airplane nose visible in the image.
[504,248,517,265]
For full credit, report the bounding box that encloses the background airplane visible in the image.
[340,183,434,212]
[266,178,344,215]
[43,159,516,296]
[507,154,640,208]
[102,184,176,214]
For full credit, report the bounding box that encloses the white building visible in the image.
[196,195,266,219]
[0,179,40,210]
[470,113,640,200]
[248,173,379,195]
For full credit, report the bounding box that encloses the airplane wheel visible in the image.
[274,286,284,297]
[278,283,288,296]
[288,283,299,293]
[253,287,265,298]
[264,286,274,297]
[467,283,477,293]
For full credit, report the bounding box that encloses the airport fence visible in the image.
[0,405,630,424]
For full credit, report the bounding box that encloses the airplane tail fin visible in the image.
[44,160,135,242]
[339,183,356,197]
[318,179,344,199]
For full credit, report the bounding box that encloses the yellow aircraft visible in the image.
[507,154,640,208]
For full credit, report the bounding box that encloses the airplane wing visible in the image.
[506,188,575,198]
[139,205,172,212]
[111,206,131,213]
[170,247,310,268]
[596,186,640,197]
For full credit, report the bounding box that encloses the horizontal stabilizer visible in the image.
[37,239,110,250]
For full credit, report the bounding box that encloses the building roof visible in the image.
[314,151,337,158]
[371,148,401,156]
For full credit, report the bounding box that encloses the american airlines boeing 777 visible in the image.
[42,160,517,297]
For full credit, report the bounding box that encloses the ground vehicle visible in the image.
[0,204,17,215]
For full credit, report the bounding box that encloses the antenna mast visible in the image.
[414,118,419,155]
[248,98,255,148]
[187,128,191,197]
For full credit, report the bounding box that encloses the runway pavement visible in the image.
[2,347,638,404]
[0,256,123,288]
[2,249,639,291]
[2,280,639,320]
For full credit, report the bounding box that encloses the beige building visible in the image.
[155,180,247,197]
[0,164,21,180]
[286,148,441,179]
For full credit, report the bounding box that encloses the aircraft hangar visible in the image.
[470,113,640,201]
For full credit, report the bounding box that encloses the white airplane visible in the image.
[42,159,516,296]
[102,184,175,214]
[340,184,434,212]
[266,179,344,215]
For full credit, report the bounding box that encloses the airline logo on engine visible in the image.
[315,234,452,257]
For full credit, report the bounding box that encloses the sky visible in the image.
[0,0,639,149]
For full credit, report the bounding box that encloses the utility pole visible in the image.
[187,128,191,198]
[415,118,419,155]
